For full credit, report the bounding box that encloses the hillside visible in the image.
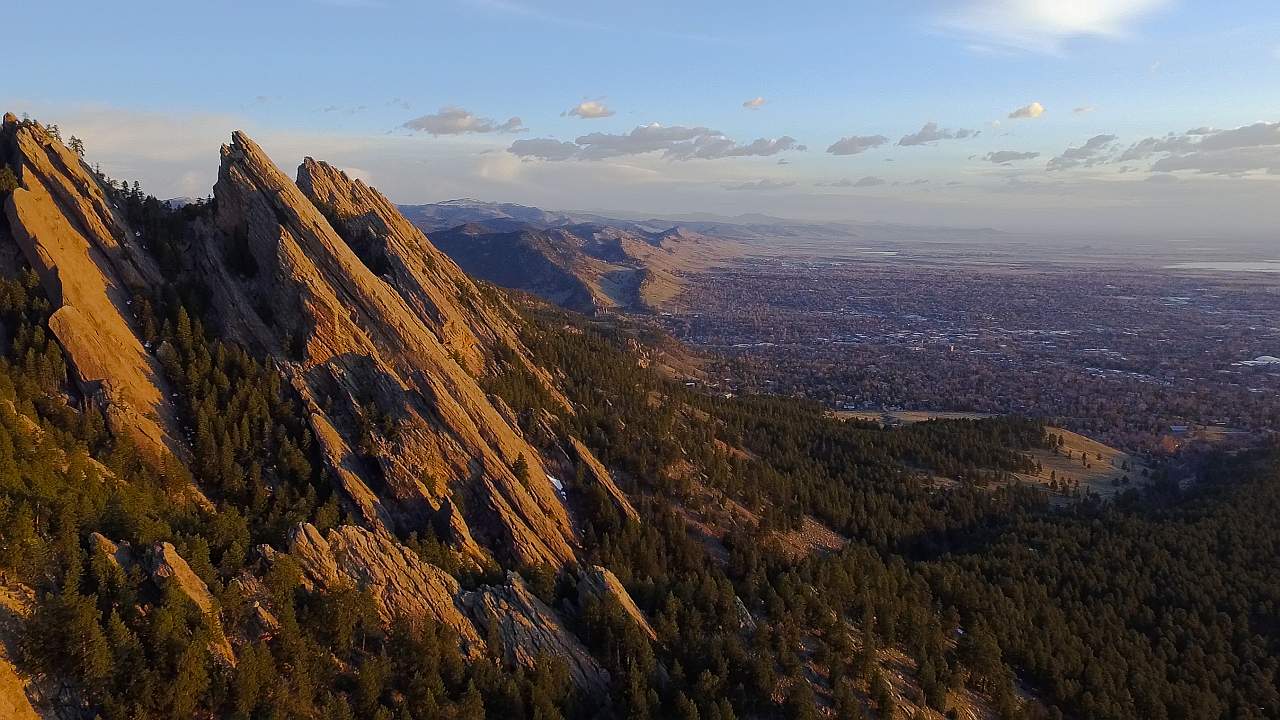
[0,114,1277,720]
[403,202,741,314]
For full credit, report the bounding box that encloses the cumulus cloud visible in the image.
[1047,133,1118,170]
[983,150,1041,164]
[508,138,580,161]
[723,178,795,191]
[826,134,890,155]
[817,176,886,188]
[507,123,803,161]
[403,106,525,135]
[565,100,615,119]
[898,122,979,147]
[1009,101,1045,119]
[939,0,1171,53]
[1121,121,1280,175]
[743,96,767,110]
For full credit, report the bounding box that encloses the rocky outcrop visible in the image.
[0,121,656,696]
[86,535,234,666]
[296,158,545,380]
[1,120,633,573]
[0,116,180,462]
[567,437,639,523]
[286,523,483,655]
[203,131,581,568]
[733,595,757,632]
[0,575,40,720]
[146,543,236,665]
[285,523,611,695]
[148,542,217,615]
[577,565,655,641]
[0,658,39,720]
[464,573,609,696]
[89,532,134,572]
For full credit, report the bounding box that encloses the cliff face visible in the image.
[0,117,638,574]
[287,522,611,695]
[287,523,484,652]
[463,573,609,696]
[205,132,580,568]
[296,159,526,376]
[0,115,181,463]
[0,119,651,699]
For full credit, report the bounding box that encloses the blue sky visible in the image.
[8,0,1280,237]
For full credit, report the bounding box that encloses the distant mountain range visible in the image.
[400,200,742,314]
[400,198,869,244]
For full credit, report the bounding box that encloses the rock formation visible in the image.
[577,565,656,641]
[464,573,609,696]
[205,132,579,568]
[287,523,612,695]
[88,535,235,666]
[286,523,483,654]
[0,119,655,700]
[0,115,181,462]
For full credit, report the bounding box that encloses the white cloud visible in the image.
[508,123,803,161]
[1009,101,1045,119]
[817,176,887,188]
[898,122,979,147]
[565,100,615,119]
[826,134,890,155]
[983,150,1040,164]
[723,178,795,191]
[403,106,525,135]
[1073,105,1096,114]
[1118,122,1280,175]
[939,0,1171,53]
[1047,133,1119,170]
[508,138,580,161]
[743,96,767,110]
[19,101,1276,243]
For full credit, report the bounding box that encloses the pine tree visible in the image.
[0,166,18,195]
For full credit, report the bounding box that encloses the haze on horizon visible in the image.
[8,0,1280,240]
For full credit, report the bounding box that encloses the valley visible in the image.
[401,201,744,314]
[662,249,1279,457]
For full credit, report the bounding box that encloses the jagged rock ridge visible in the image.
[0,118,653,700]
[285,522,610,694]
[0,114,182,463]
[204,131,583,568]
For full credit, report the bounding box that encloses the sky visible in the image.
[7,0,1280,239]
